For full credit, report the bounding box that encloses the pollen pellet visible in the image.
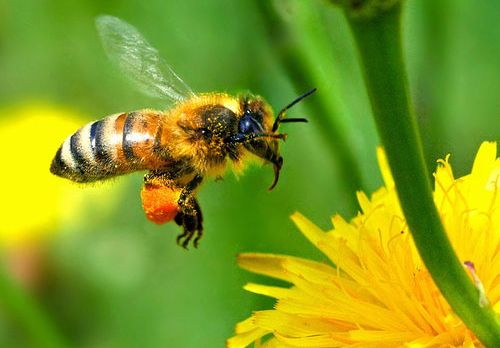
[141,184,181,224]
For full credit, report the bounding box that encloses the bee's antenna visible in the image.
[272,88,317,132]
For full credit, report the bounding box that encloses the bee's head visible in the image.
[236,88,316,190]
[237,96,282,190]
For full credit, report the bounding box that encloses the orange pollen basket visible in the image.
[140,184,181,224]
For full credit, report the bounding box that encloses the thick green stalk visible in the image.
[0,262,69,348]
[345,3,500,346]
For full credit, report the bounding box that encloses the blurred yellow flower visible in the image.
[0,103,121,248]
[228,142,500,348]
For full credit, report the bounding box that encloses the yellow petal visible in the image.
[291,212,326,248]
[226,327,269,348]
[238,253,333,284]
[243,283,292,299]
[235,317,258,334]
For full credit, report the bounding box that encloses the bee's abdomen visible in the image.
[50,111,166,182]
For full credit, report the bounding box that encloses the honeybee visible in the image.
[50,16,315,248]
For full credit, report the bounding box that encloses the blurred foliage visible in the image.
[0,0,498,347]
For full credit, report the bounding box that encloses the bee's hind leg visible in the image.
[192,199,204,248]
[174,196,204,249]
[174,175,204,249]
[174,213,190,245]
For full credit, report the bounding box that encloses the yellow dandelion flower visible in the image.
[227,142,500,348]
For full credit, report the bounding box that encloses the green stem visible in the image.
[345,3,500,346]
[257,0,365,213]
[0,261,69,348]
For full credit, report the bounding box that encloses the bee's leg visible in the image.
[174,213,189,244]
[179,209,197,249]
[143,170,176,187]
[192,199,204,248]
[175,175,204,249]
[178,175,203,207]
[144,162,196,186]
[173,198,203,249]
[225,132,287,144]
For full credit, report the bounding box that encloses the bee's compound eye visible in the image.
[239,114,262,134]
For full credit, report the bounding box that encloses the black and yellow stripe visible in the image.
[122,111,138,161]
[51,114,121,182]
[50,111,167,183]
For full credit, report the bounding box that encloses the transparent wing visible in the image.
[96,15,195,102]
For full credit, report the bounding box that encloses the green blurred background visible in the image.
[0,0,499,347]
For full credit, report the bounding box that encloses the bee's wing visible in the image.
[96,15,195,102]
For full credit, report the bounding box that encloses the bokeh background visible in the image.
[0,0,499,347]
